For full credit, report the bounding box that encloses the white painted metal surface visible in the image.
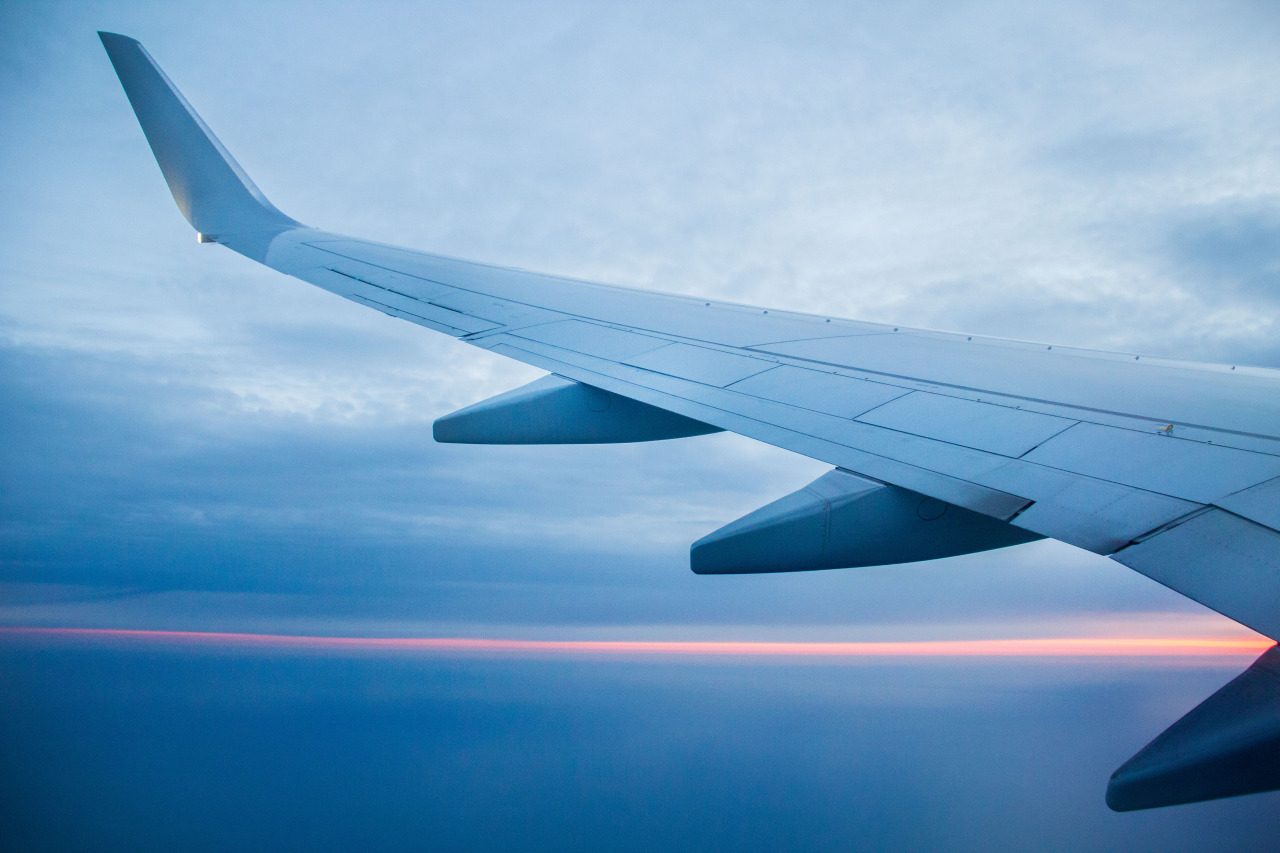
[1114,510,1280,637]
[1023,423,1280,504]
[753,333,1280,439]
[726,366,908,419]
[623,343,774,387]
[100,31,1280,641]
[515,321,667,360]
[1216,477,1280,533]
[854,392,1077,457]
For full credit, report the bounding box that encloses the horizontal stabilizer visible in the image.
[433,375,722,444]
[1107,645,1280,811]
[691,468,1041,574]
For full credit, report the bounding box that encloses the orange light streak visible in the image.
[0,627,1271,658]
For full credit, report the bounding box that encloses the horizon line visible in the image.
[1,627,1272,658]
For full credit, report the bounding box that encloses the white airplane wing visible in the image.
[100,33,1280,808]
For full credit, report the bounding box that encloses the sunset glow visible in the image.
[1,627,1271,658]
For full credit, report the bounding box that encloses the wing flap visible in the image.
[1114,509,1280,638]
[753,332,1280,439]
[482,327,1233,559]
[1215,477,1280,532]
[483,338,1034,519]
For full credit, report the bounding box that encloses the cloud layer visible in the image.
[2,0,1278,635]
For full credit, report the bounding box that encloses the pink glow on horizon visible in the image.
[0,627,1272,658]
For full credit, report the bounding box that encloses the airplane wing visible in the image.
[100,33,1280,808]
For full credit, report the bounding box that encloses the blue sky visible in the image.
[4,0,1279,636]
[2,1,1279,848]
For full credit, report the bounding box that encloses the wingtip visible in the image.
[98,31,142,57]
[97,31,137,45]
[96,28,302,251]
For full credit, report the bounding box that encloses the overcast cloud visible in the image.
[4,0,1279,634]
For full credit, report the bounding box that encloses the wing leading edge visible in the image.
[101,33,1280,809]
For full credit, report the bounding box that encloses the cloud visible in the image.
[0,331,1197,630]
[1164,198,1280,299]
[1,0,1277,638]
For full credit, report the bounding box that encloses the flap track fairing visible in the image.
[1107,644,1280,811]
[691,468,1042,575]
[433,375,722,445]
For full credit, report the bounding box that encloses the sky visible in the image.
[2,1,1279,850]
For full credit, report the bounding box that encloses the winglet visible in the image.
[98,32,303,257]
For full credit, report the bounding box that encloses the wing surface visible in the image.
[100,33,1280,641]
